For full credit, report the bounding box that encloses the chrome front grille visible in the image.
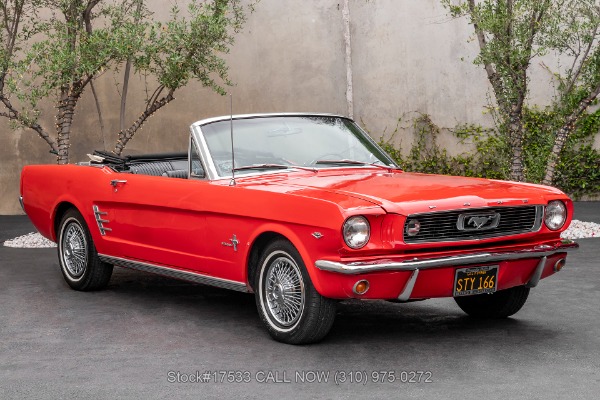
[403,206,543,244]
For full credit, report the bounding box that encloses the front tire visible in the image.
[255,239,337,344]
[454,285,530,318]
[57,208,113,291]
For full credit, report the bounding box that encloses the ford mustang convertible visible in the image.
[20,113,578,344]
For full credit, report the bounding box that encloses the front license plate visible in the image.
[453,265,498,297]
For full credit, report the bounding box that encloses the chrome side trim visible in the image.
[397,269,419,301]
[314,240,579,275]
[93,205,111,236]
[19,196,25,212]
[525,256,547,288]
[98,254,249,293]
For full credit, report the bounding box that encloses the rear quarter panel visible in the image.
[20,164,112,245]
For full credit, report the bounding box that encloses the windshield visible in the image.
[200,116,397,177]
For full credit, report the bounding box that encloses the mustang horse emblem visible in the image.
[468,215,494,229]
[457,212,501,231]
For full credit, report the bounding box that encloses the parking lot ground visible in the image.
[0,203,599,399]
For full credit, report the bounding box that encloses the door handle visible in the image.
[110,179,127,192]
[110,179,127,187]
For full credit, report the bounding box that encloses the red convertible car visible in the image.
[20,113,578,344]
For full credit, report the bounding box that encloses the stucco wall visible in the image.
[0,0,595,214]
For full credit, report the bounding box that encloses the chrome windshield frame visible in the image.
[190,113,399,181]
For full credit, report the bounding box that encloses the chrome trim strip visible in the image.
[98,254,249,292]
[405,204,543,217]
[191,124,221,180]
[314,240,579,275]
[188,133,193,179]
[93,205,111,236]
[533,205,544,232]
[525,256,547,288]
[19,196,25,212]
[189,129,209,180]
[191,112,349,128]
[397,269,419,301]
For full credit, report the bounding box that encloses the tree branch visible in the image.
[82,0,101,33]
[467,0,507,112]
[89,79,106,147]
[564,23,599,98]
[114,89,175,155]
[120,0,143,132]
[0,95,58,152]
[543,80,600,184]
[146,84,165,110]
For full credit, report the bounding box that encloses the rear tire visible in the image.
[454,285,530,318]
[255,239,337,344]
[57,208,113,291]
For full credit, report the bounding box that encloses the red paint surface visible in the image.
[21,164,574,299]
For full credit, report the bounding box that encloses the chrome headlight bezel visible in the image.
[343,216,370,249]
[544,200,567,231]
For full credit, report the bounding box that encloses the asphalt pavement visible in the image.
[0,203,599,399]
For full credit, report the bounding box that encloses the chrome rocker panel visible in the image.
[98,254,249,293]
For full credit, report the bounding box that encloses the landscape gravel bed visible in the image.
[561,220,599,239]
[4,232,57,248]
[3,219,599,248]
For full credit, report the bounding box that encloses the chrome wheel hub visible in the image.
[62,222,87,278]
[265,256,304,327]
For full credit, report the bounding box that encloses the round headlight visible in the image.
[406,219,421,237]
[343,216,370,249]
[544,200,567,230]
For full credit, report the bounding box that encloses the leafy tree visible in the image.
[0,0,248,164]
[540,0,600,185]
[444,0,600,185]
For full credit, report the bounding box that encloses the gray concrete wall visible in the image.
[0,0,596,214]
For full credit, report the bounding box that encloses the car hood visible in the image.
[254,169,566,215]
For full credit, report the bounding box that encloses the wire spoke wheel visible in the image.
[61,221,88,278]
[57,209,113,291]
[264,256,305,327]
[255,239,337,344]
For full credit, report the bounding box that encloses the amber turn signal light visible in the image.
[353,280,370,295]
[554,258,566,272]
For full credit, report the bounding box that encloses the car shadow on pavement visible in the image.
[103,266,557,346]
[330,299,553,343]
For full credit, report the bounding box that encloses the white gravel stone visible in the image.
[3,220,599,249]
[561,220,600,240]
[3,232,57,248]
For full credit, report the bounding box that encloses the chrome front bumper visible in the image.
[315,240,579,275]
[18,196,25,212]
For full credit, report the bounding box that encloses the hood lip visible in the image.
[231,169,569,216]
[403,203,546,216]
